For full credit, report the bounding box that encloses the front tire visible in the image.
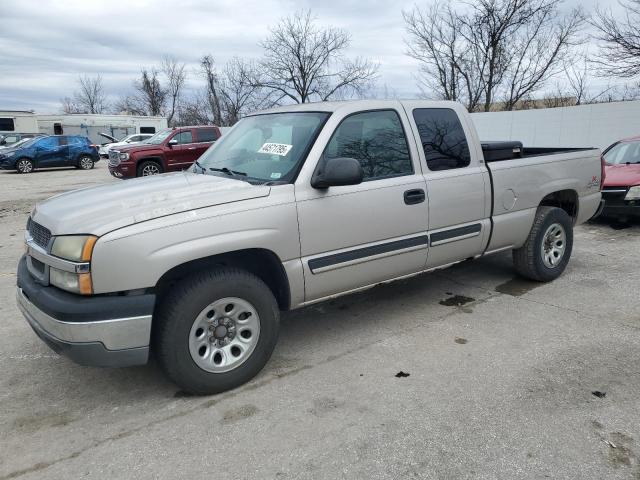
[78,155,95,170]
[137,160,163,177]
[513,206,573,282]
[16,158,34,174]
[154,268,280,395]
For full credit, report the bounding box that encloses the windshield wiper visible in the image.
[210,167,247,177]
[193,160,206,174]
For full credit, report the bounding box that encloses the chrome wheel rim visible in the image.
[17,160,32,173]
[80,156,93,169]
[141,164,160,176]
[541,223,566,268]
[188,297,261,373]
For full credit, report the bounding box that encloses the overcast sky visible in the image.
[0,0,616,113]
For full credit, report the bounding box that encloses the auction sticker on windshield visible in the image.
[258,143,292,156]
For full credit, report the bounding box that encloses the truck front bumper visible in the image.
[16,256,155,367]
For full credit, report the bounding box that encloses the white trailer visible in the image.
[0,111,39,134]
[35,114,167,144]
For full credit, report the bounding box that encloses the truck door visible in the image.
[295,107,429,302]
[166,129,196,171]
[404,104,491,268]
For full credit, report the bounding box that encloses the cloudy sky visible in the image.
[0,0,615,113]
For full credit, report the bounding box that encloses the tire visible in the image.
[512,206,573,282]
[137,160,163,177]
[154,268,280,395]
[78,155,95,170]
[16,158,34,174]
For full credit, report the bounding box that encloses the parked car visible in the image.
[600,135,640,220]
[0,135,99,173]
[108,126,221,178]
[0,132,43,148]
[17,100,602,394]
[98,133,154,158]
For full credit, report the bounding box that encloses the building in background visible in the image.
[0,110,167,144]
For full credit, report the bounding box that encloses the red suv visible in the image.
[108,126,221,178]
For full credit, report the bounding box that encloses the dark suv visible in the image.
[0,135,99,173]
[108,126,221,178]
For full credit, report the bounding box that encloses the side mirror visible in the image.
[168,139,178,147]
[311,157,363,189]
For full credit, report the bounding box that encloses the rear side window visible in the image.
[197,128,219,142]
[0,118,15,131]
[324,110,412,181]
[413,108,470,171]
[36,137,61,149]
[174,131,193,144]
[67,136,88,146]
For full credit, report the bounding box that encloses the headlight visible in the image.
[49,235,97,295]
[50,267,92,295]
[625,185,640,201]
[119,152,129,161]
[51,235,97,262]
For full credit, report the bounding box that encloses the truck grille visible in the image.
[108,150,121,167]
[27,217,52,249]
[601,187,628,201]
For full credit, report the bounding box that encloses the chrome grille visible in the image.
[27,217,51,249]
[108,150,121,167]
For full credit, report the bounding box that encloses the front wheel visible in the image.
[16,158,34,174]
[137,160,163,177]
[78,155,95,170]
[154,268,280,395]
[512,206,573,282]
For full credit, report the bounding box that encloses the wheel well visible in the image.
[137,157,163,172]
[155,249,291,311]
[540,189,578,221]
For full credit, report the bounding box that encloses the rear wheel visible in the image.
[78,155,95,170]
[512,206,573,282]
[16,158,34,174]
[138,160,163,177]
[154,268,279,395]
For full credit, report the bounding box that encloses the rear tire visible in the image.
[154,268,280,395]
[78,155,95,170]
[513,206,573,282]
[16,158,34,174]
[137,160,163,177]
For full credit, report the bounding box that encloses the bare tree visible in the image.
[60,96,83,114]
[592,0,640,78]
[112,95,146,115]
[134,68,166,116]
[161,56,186,126]
[219,57,273,124]
[406,0,584,112]
[258,10,378,103]
[404,3,483,111]
[74,75,108,113]
[201,55,224,125]
[501,5,585,110]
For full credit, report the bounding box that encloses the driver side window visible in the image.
[173,131,193,144]
[324,110,413,181]
[36,137,60,150]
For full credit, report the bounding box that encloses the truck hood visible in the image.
[113,143,160,154]
[31,172,271,236]
[604,163,640,187]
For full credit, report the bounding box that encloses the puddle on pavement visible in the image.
[495,278,541,296]
[454,337,468,344]
[439,294,475,307]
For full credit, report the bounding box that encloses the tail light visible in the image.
[600,155,606,190]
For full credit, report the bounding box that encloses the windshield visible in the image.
[144,129,173,145]
[604,141,640,165]
[9,137,39,149]
[195,112,329,183]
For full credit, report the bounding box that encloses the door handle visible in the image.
[404,189,426,205]
[188,147,196,150]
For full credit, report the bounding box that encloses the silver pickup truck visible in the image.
[17,100,603,394]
